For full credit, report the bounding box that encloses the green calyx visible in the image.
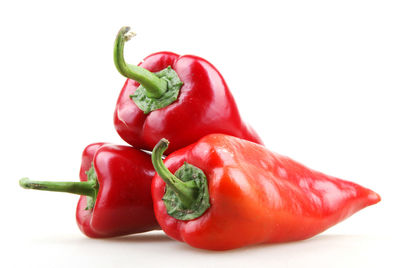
[19,163,99,210]
[114,26,183,114]
[163,162,210,220]
[152,139,210,220]
[84,165,99,210]
[130,66,183,114]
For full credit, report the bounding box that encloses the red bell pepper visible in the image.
[113,26,263,154]
[151,134,380,250]
[19,143,158,238]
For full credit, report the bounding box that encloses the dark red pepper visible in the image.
[113,26,263,154]
[151,134,380,250]
[19,143,158,238]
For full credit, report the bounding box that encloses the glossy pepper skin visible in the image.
[20,143,159,238]
[113,27,262,154]
[151,134,380,251]
[77,143,159,237]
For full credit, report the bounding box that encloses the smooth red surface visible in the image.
[76,143,159,238]
[152,134,381,250]
[114,52,263,154]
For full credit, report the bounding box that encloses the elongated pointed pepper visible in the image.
[113,26,263,154]
[151,134,381,250]
[19,143,158,238]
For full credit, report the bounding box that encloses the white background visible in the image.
[1,0,399,267]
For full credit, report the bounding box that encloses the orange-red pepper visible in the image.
[151,134,380,250]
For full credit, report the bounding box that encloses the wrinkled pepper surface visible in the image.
[19,143,158,238]
[151,134,380,250]
[113,26,263,154]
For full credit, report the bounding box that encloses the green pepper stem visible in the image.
[114,26,167,98]
[19,177,96,197]
[151,139,198,208]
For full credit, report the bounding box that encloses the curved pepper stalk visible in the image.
[152,139,210,220]
[114,26,183,114]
